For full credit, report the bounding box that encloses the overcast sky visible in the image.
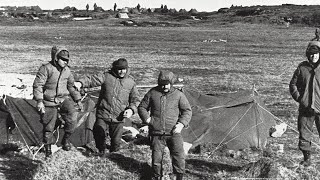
[1,0,320,12]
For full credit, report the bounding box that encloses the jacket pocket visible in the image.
[300,94,309,109]
[119,89,130,103]
[43,89,55,101]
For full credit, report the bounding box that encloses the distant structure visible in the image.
[284,17,292,28]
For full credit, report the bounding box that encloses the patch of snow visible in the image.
[0,73,35,99]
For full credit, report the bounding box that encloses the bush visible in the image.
[311,12,320,26]
[235,8,262,16]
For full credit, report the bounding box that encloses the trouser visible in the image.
[298,109,320,152]
[93,118,123,152]
[150,133,185,178]
[41,98,77,145]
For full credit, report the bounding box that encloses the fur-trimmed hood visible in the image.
[157,70,176,85]
[50,46,69,66]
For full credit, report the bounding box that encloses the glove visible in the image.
[172,122,184,134]
[77,101,84,112]
[145,117,151,124]
[37,101,45,114]
[74,82,82,91]
[139,125,149,134]
[123,109,133,118]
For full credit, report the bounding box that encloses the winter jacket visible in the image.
[289,60,320,113]
[33,47,81,106]
[78,69,140,123]
[138,71,192,135]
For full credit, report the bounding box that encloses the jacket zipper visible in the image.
[55,68,63,102]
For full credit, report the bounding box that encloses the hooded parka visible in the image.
[78,68,140,123]
[33,46,81,106]
[138,70,192,135]
[138,70,192,178]
[290,41,320,113]
[289,41,320,156]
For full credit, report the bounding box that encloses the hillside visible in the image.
[1,4,320,180]
[1,4,320,27]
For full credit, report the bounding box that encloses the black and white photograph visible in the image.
[0,0,320,179]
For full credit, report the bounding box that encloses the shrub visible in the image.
[235,8,262,16]
[311,12,320,26]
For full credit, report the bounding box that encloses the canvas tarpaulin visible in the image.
[0,95,96,148]
[181,88,276,150]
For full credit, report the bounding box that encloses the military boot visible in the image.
[97,148,107,157]
[62,133,72,151]
[176,173,184,180]
[300,150,311,167]
[45,144,52,158]
[151,176,161,180]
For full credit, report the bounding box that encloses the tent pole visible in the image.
[5,101,34,156]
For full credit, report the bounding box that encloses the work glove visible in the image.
[172,122,184,134]
[77,101,84,112]
[145,117,151,124]
[123,109,133,118]
[37,101,45,114]
[74,82,82,91]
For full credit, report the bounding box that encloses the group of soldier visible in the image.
[32,38,320,179]
[33,46,192,180]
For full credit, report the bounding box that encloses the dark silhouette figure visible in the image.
[311,28,320,41]
[86,4,89,12]
[93,3,97,11]
[137,4,141,11]
[114,3,117,12]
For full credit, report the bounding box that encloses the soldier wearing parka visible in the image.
[33,46,82,158]
[75,58,140,153]
[138,70,192,180]
[289,41,320,167]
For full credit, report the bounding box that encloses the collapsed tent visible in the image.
[181,88,276,150]
[0,84,278,154]
[0,95,96,149]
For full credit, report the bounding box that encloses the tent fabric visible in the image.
[0,86,276,151]
[181,88,276,150]
[116,12,129,19]
[0,95,96,148]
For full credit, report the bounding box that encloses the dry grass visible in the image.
[1,18,320,179]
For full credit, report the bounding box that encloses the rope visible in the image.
[53,126,60,145]
[209,103,254,156]
[189,126,201,142]
[257,103,320,149]
[9,114,34,155]
[220,104,265,147]
[4,97,34,156]
[222,121,264,146]
[32,144,44,160]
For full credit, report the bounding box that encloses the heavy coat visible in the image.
[289,60,320,113]
[33,47,81,106]
[78,70,140,123]
[138,71,192,135]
